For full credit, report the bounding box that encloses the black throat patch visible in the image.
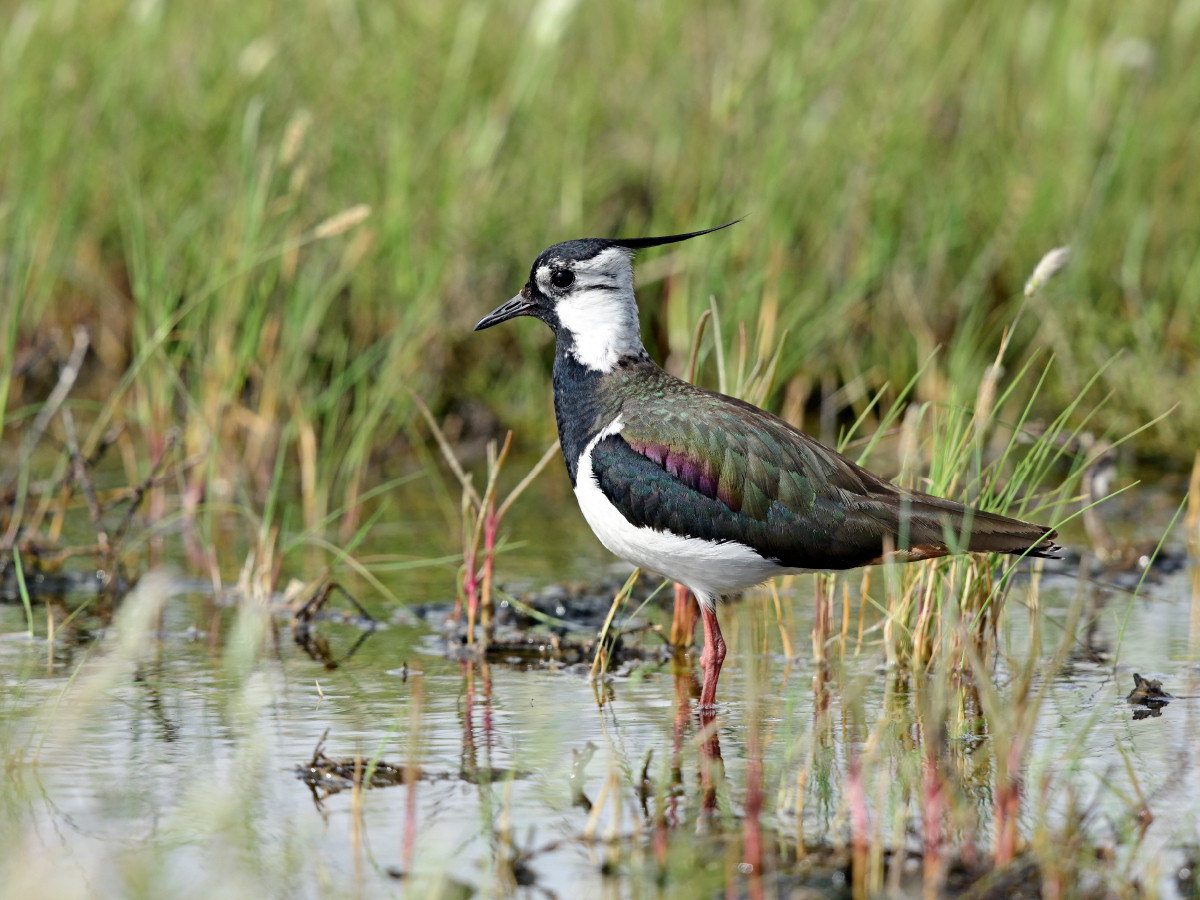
[551,335,628,486]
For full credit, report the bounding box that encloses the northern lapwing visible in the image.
[475,222,1059,709]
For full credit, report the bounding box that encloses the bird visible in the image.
[474,221,1059,710]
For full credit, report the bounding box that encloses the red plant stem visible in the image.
[994,741,1022,865]
[480,499,497,635]
[463,547,477,643]
[653,814,669,870]
[848,749,869,900]
[922,753,942,898]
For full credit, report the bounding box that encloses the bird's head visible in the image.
[474,220,741,373]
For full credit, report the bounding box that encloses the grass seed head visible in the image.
[1023,246,1071,298]
[279,110,312,167]
[314,204,372,239]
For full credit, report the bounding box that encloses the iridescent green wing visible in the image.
[592,375,1056,568]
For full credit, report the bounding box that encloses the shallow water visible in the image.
[1,467,1197,899]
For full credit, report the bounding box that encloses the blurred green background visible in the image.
[3,0,1198,508]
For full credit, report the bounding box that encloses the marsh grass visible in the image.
[411,390,559,644]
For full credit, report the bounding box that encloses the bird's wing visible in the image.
[590,384,1057,570]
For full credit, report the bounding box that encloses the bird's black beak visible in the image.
[474,286,535,331]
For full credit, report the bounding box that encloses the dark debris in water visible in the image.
[497,574,662,631]
[1127,673,1173,719]
[653,841,1126,900]
[443,629,670,669]
[1126,673,1173,704]
[0,566,126,601]
[294,728,405,795]
[418,574,676,669]
[296,752,407,794]
[294,729,531,799]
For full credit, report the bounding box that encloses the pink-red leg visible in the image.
[698,604,726,710]
[670,583,699,648]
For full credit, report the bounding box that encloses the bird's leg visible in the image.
[698,605,726,710]
[670,583,698,649]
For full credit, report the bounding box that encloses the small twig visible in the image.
[409,390,481,508]
[4,326,89,487]
[61,407,109,552]
[3,328,90,553]
[311,727,331,767]
[97,453,204,514]
[471,431,513,560]
[87,424,125,469]
[294,582,334,629]
[293,581,377,631]
[590,569,640,682]
[494,440,560,522]
[111,430,179,545]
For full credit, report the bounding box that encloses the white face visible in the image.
[537,247,645,373]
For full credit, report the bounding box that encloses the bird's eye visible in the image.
[550,270,574,288]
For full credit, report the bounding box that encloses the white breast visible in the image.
[573,416,793,608]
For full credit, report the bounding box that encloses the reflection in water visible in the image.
[696,707,723,825]
[3,549,1199,899]
[292,623,376,669]
[568,742,597,810]
[402,660,423,875]
[669,660,695,825]
[132,662,180,743]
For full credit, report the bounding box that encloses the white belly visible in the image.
[573,416,793,607]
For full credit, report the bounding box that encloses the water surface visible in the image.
[1,469,1197,899]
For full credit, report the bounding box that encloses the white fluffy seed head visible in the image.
[1024,246,1071,298]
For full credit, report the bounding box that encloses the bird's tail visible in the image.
[895,491,1061,559]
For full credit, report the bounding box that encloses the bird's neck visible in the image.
[552,335,650,486]
[554,287,647,373]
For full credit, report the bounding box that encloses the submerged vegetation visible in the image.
[1,0,1199,898]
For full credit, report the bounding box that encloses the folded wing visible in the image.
[591,387,1057,570]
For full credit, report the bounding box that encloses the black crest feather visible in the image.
[607,218,744,251]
